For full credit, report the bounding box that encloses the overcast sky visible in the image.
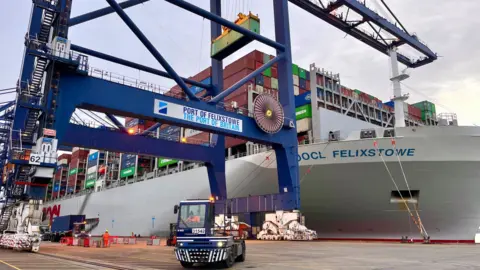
[0,0,479,125]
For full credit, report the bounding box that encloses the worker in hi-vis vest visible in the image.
[102,229,110,247]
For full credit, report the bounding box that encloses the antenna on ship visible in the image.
[389,47,410,128]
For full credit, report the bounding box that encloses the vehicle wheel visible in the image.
[235,241,246,262]
[180,261,193,268]
[222,248,235,268]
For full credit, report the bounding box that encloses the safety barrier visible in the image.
[146,239,161,246]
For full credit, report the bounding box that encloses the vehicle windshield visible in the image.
[178,203,206,229]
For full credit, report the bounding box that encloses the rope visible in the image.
[390,136,428,237]
[373,139,426,238]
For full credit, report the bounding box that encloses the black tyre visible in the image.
[180,261,193,268]
[221,248,235,268]
[235,241,246,262]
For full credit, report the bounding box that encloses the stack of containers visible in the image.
[67,148,89,194]
[408,104,422,121]
[53,154,71,198]
[297,66,310,96]
[125,117,157,134]
[413,100,436,121]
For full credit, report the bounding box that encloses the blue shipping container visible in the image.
[295,91,311,108]
[191,77,211,94]
[384,101,394,108]
[305,71,310,80]
[299,78,307,89]
[51,215,85,233]
[255,74,264,86]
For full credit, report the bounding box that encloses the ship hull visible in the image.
[43,126,480,241]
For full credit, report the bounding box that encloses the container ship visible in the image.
[40,49,480,242]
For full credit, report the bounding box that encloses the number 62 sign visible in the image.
[29,153,43,165]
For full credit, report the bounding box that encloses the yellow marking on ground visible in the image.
[0,260,21,270]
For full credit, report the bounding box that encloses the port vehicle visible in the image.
[173,198,246,268]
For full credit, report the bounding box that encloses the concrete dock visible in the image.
[1,240,480,269]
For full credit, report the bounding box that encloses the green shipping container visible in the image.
[120,166,135,178]
[85,179,95,189]
[299,68,307,79]
[292,64,299,76]
[421,110,433,121]
[296,104,312,120]
[354,89,362,95]
[263,67,272,77]
[158,158,178,168]
[211,17,260,59]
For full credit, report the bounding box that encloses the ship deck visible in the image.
[1,240,480,269]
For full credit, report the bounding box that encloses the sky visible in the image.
[0,0,479,126]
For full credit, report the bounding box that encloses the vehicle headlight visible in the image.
[217,241,224,247]
[179,243,184,246]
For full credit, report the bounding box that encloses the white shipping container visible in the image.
[255,85,264,93]
[296,118,311,133]
[294,85,299,96]
[293,75,299,86]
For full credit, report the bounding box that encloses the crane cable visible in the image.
[373,139,427,238]
[390,136,428,238]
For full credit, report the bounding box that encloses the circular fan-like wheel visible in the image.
[253,94,284,134]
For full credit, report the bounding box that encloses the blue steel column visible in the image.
[272,0,300,210]
[206,0,227,201]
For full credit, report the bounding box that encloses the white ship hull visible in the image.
[43,125,480,242]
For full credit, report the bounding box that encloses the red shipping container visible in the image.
[225,92,248,109]
[192,67,212,82]
[224,57,255,78]
[306,80,311,91]
[255,61,262,70]
[223,85,249,102]
[225,137,247,149]
[187,132,210,145]
[271,66,278,78]
[253,50,264,62]
[223,69,254,91]
[263,76,271,89]
[299,88,308,95]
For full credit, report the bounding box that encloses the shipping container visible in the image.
[271,66,278,78]
[271,77,278,89]
[299,68,307,79]
[224,55,256,78]
[292,64,299,76]
[263,67,272,77]
[305,80,311,91]
[225,93,249,109]
[255,85,264,94]
[223,85,250,101]
[263,76,271,89]
[51,215,85,233]
[295,91,311,108]
[296,118,311,133]
[293,75,299,86]
[294,85,299,96]
[255,74,264,86]
[225,137,246,149]
[223,69,255,90]
[263,53,270,63]
[413,100,436,114]
[299,88,308,96]
[255,61,262,70]
[299,78,307,89]
[186,131,210,145]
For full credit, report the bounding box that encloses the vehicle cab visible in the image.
[174,198,215,237]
